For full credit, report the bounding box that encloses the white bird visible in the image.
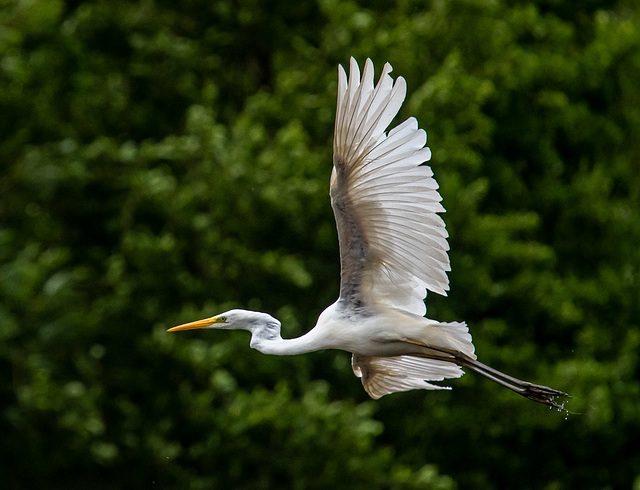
[169,58,568,409]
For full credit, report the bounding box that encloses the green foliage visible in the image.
[2,0,640,488]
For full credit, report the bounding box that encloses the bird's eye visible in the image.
[216,316,227,323]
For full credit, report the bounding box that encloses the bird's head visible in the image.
[168,309,281,338]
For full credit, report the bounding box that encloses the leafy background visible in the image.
[2,0,639,488]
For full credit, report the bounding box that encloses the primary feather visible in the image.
[331,57,450,317]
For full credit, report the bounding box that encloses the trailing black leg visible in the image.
[417,347,570,409]
[457,354,569,409]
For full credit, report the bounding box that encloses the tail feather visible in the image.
[435,320,475,358]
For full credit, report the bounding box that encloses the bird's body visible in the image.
[169,58,568,408]
[251,301,468,359]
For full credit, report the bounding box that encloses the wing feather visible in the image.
[331,58,450,315]
[351,354,464,399]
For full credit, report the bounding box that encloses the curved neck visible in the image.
[250,329,327,356]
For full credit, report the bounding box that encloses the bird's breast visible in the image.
[314,302,417,356]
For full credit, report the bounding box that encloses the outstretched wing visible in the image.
[331,57,449,316]
[351,353,464,399]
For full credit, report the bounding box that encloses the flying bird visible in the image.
[169,58,568,409]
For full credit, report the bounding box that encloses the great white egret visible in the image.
[169,58,568,409]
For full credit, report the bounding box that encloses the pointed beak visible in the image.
[167,317,217,332]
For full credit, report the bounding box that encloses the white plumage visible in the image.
[169,58,568,409]
[332,58,449,317]
[352,354,464,399]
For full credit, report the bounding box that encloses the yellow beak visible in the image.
[167,317,217,332]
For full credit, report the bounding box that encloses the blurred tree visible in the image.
[1,0,639,488]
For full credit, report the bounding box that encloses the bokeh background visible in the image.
[2,0,640,488]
